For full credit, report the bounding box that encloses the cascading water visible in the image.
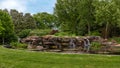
[86,38,91,52]
[83,38,91,52]
[69,39,76,49]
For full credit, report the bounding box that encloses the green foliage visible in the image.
[6,33,18,43]
[0,9,16,44]
[18,29,31,38]
[110,37,120,44]
[33,12,57,29]
[54,0,95,35]
[54,0,120,38]
[10,9,36,34]
[1,0,120,46]
[24,13,36,29]
[55,32,76,37]
[91,42,102,51]
[93,0,120,38]
[29,29,51,36]
[10,42,27,49]
[0,20,4,34]
[91,31,101,36]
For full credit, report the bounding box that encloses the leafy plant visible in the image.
[10,42,27,49]
[91,31,101,36]
[0,10,15,44]
[90,42,102,52]
[29,29,51,36]
[55,32,76,37]
[110,37,120,44]
[18,29,31,38]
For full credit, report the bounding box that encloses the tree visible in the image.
[93,0,120,38]
[0,10,16,44]
[54,0,79,34]
[0,20,4,34]
[23,13,36,29]
[33,12,57,29]
[10,9,36,34]
[54,0,95,35]
[10,9,24,33]
[78,0,95,35]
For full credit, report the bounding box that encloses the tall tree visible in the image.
[33,12,57,29]
[78,0,95,35]
[0,20,4,34]
[93,0,120,38]
[10,9,36,34]
[10,9,24,33]
[23,13,36,29]
[54,0,95,35]
[0,10,15,44]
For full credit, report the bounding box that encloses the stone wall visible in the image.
[21,36,100,51]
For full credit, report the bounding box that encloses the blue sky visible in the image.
[0,0,56,14]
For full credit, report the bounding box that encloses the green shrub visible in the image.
[10,42,27,49]
[29,29,51,36]
[91,31,101,36]
[55,32,76,37]
[110,37,120,44]
[90,42,102,52]
[18,29,31,38]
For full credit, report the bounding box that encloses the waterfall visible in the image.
[69,39,76,49]
[86,39,91,52]
[83,38,91,52]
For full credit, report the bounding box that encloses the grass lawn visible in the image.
[0,46,120,68]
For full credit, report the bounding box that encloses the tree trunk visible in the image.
[88,24,91,36]
[105,22,109,39]
[2,37,4,45]
[87,21,91,36]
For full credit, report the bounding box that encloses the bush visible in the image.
[10,42,27,49]
[1,33,18,44]
[110,37,120,44]
[90,42,102,52]
[18,29,31,38]
[91,31,101,36]
[55,32,76,37]
[29,29,51,36]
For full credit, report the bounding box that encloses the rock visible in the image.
[36,46,44,51]
[114,44,120,46]
[49,30,58,35]
[27,45,36,50]
[3,45,12,48]
[109,44,120,53]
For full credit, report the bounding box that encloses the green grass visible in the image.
[0,46,120,68]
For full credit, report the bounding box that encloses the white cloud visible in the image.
[0,0,57,14]
[0,0,27,12]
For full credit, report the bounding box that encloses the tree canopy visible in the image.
[10,9,36,34]
[54,0,120,38]
[0,10,16,44]
[33,12,57,29]
[54,0,95,35]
